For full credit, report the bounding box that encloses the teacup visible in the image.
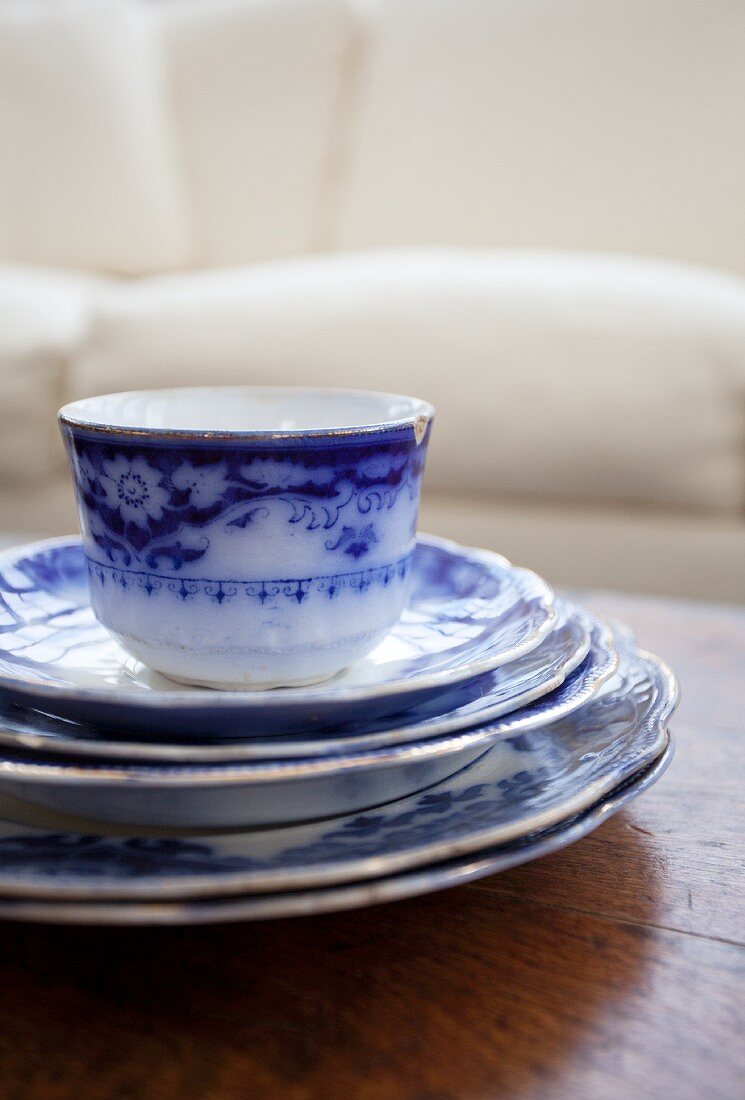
[59,387,433,689]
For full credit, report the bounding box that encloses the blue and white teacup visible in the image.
[59,387,433,689]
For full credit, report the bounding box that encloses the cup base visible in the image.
[110,627,391,693]
[157,667,341,693]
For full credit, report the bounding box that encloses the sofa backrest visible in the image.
[1,0,743,277]
[0,0,192,275]
[334,0,745,279]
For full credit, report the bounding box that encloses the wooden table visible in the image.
[0,591,743,1100]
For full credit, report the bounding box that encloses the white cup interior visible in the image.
[59,387,433,435]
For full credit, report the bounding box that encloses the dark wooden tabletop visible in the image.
[0,591,743,1100]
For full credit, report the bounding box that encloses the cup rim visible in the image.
[58,386,435,442]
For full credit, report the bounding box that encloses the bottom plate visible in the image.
[0,737,672,924]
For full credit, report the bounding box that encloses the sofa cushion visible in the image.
[70,249,745,514]
[0,0,192,275]
[0,266,102,480]
[159,0,353,267]
[335,0,745,278]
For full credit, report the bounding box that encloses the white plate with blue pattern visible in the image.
[0,630,678,900]
[0,535,555,739]
[0,601,605,763]
[0,739,672,924]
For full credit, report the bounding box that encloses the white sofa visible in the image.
[1,0,744,600]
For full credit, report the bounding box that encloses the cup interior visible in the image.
[59,387,433,436]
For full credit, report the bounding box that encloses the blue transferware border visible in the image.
[86,555,412,605]
[62,431,429,572]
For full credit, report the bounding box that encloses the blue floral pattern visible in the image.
[65,435,429,572]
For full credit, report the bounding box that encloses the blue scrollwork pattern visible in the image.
[64,434,428,572]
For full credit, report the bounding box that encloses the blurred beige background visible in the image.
[1,0,744,600]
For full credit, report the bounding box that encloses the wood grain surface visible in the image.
[0,592,743,1100]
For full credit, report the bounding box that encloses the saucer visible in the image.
[0,535,555,737]
[0,740,672,924]
[0,631,678,898]
[0,603,608,763]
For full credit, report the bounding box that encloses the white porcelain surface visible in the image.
[59,386,432,433]
[0,743,488,830]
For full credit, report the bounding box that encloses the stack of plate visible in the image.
[0,533,677,925]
